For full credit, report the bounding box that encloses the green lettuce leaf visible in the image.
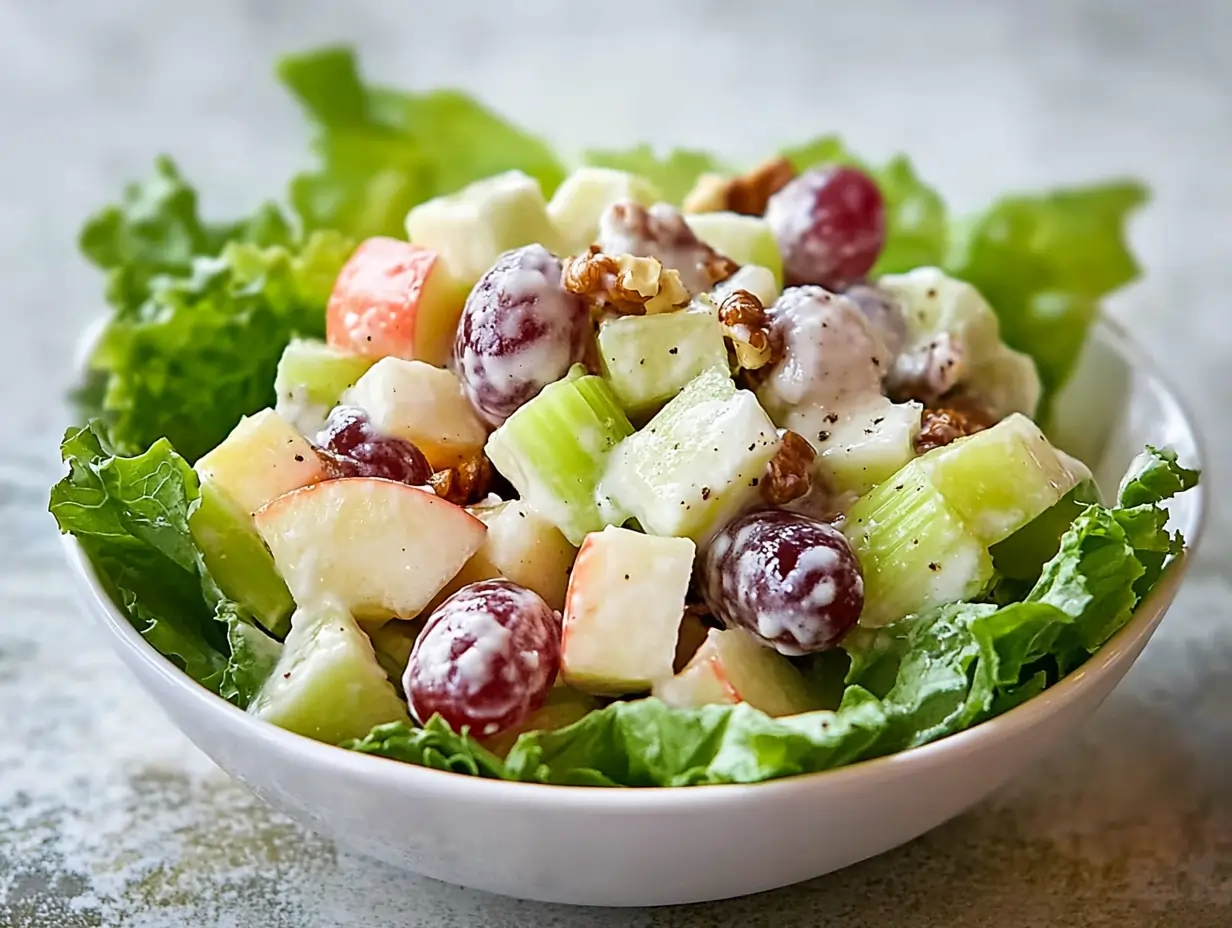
[220,613,283,708]
[280,46,565,240]
[49,423,230,689]
[582,145,728,206]
[348,717,508,778]
[783,136,948,275]
[1118,445,1200,508]
[945,180,1147,401]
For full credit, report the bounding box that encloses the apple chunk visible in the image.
[653,627,816,717]
[547,167,661,255]
[342,357,489,470]
[562,526,694,695]
[326,237,467,367]
[195,408,326,515]
[254,478,486,623]
[248,601,410,745]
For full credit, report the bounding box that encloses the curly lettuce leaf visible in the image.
[279,46,565,239]
[946,180,1147,400]
[220,612,283,708]
[348,717,508,778]
[783,136,948,275]
[1118,445,1200,508]
[582,145,728,207]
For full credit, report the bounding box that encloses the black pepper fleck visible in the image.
[928,562,940,571]
[825,413,839,424]
[294,454,304,462]
[669,347,678,355]
[872,417,884,425]
[701,487,711,500]
[817,430,831,442]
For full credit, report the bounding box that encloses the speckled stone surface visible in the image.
[3,0,1231,924]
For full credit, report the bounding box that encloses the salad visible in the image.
[51,47,1199,788]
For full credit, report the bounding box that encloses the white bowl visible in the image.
[63,319,1205,907]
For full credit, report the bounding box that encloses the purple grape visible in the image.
[765,166,886,290]
[453,245,591,426]
[317,406,432,486]
[405,580,561,737]
[703,509,864,655]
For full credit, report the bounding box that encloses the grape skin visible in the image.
[765,166,886,291]
[405,580,561,737]
[453,245,591,426]
[316,406,433,486]
[703,509,864,655]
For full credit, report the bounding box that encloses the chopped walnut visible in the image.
[914,399,995,454]
[429,453,493,506]
[718,289,776,371]
[761,429,816,505]
[596,202,738,294]
[682,157,796,216]
[562,246,690,317]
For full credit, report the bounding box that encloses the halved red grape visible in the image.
[765,166,885,290]
[405,579,561,737]
[702,509,864,655]
[317,406,432,486]
[453,244,591,426]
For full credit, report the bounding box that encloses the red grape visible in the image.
[316,406,432,486]
[405,580,561,737]
[453,245,591,426]
[765,166,885,290]
[702,509,864,655]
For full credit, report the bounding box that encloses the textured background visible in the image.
[3,0,1231,924]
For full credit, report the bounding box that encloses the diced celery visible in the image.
[844,463,994,627]
[919,413,1081,545]
[190,478,294,638]
[274,338,375,435]
[485,368,634,545]
[598,309,729,417]
[684,212,784,287]
[600,367,780,541]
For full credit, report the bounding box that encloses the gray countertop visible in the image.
[2,0,1231,924]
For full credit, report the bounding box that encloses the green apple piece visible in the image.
[248,602,410,745]
[879,267,1041,418]
[711,264,781,310]
[481,686,599,758]
[485,368,634,545]
[562,526,694,695]
[844,462,994,627]
[804,396,922,496]
[918,413,1082,545]
[195,408,326,515]
[430,500,578,612]
[600,367,780,541]
[685,212,783,287]
[342,357,489,470]
[597,307,729,417]
[254,478,486,624]
[189,478,294,638]
[274,338,375,436]
[653,627,816,717]
[548,167,661,255]
[405,170,558,288]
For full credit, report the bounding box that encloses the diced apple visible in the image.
[480,686,599,758]
[248,601,410,745]
[253,478,486,623]
[684,212,783,287]
[274,338,375,436]
[325,237,468,368]
[406,170,559,289]
[785,395,923,496]
[547,167,661,255]
[195,408,326,515]
[653,627,816,717]
[711,264,781,310]
[341,357,489,470]
[562,527,694,695]
[190,478,294,638]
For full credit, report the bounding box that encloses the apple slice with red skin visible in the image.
[254,477,486,626]
[653,627,817,717]
[326,237,467,367]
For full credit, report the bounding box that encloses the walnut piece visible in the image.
[429,453,493,506]
[682,157,796,216]
[718,289,776,371]
[562,246,691,317]
[596,202,738,294]
[914,399,995,454]
[761,429,816,505]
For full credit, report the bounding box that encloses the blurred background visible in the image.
[3,1,1230,925]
